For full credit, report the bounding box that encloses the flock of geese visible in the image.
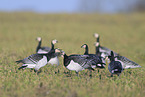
[16,33,141,77]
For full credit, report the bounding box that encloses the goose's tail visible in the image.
[16,60,22,64]
[18,65,27,70]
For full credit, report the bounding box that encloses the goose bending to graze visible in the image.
[108,51,123,77]
[114,55,141,69]
[94,33,119,58]
[81,44,106,68]
[61,51,105,76]
[36,37,58,54]
[16,49,61,72]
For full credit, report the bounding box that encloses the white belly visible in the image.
[48,57,59,66]
[37,49,48,54]
[22,64,36,68]
[34,56,48,71]
[66,60,84,72]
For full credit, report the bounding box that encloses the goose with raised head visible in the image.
[36,38,60,66]
[94,42,101,56]
[16,49,61,72]
[108,51,123,77]
[81,44,89,55]
[94,33,119,58]
[36,37,58,54]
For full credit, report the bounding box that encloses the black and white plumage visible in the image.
[36,38,60,66]
[36,37,58,54]
[94,33,119,58]
[94,33,141,69]
[16,49,61,72]
[108,51,123,76]
[114,55,141,69]
[81,44,106,68]
[61,51,105,76]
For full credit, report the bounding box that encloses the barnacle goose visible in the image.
[61,51,105,76]
[114,55,141,69]
[94,33,119,58]
[36,37,58,54]
[81,44,89,55]
[108,51,123,76]
[81,44,106,68]
[16,49,61,72]
[36,38,60,66]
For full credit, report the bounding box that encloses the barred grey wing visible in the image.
[22,54,43,64]
[69,55,92,68]
[116,56,141,69]
[100,47,119,56]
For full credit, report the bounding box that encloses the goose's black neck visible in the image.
[96,36,101,55]
[36,40,42,52]
[64,54,68,58]
[96,46,100,56]
[110,51,115,61]
[84,45,89,55]
[63,54,69,67]
[97,36,100,43]
[51,42,54,50]
[96,36,101,47]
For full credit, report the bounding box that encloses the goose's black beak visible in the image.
[81,45,84,48]
[81,45,86,48]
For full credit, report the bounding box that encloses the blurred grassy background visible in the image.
[0,12,145,97]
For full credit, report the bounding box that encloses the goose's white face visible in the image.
[52,39,58,44]
[94,42,99,47]
[94,33,99,38]
[55,49,61,53]
[37,37,41,41]
[82,45,86,48]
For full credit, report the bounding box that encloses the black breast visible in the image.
[110,61,122,73]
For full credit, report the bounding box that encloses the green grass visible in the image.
[0,12,145,97]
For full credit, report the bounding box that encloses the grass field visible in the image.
[0,12,145,97]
